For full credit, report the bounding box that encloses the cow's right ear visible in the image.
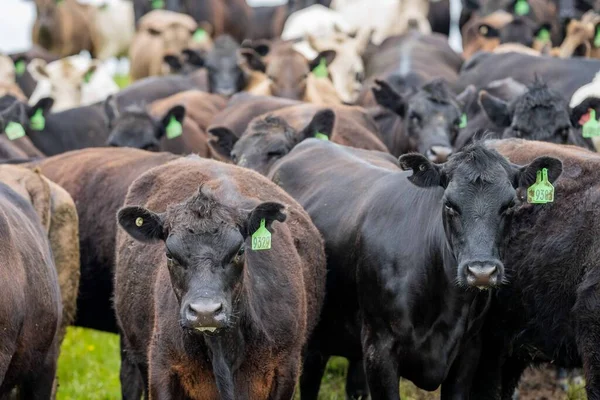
[208,126,238,159]
[28,97,54,119]
[570,97,600,127]
[372,79,406,117]
[479,91,511,127]
[0,101,28,129]
[118,206,165,243]
[399,153,446,188]
[103,94,119,127]
[238,48,266,72]
[244,202,287,238]
[28,59,49,81]
[299,109,335,142]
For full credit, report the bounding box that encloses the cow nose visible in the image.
[186,301,224,328]
[466,263,498,288]
[427,146,453,163]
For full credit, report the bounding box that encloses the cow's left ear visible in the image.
[207,126,238,159]
[479,90,511,127]
[309,50,337,71]
[299,109,335,142]
[570,97,600,127]
[456,85,477,109]
[28,97,54,119]
[0,101,28,130]
[158,105,185,138]
[238,48,266,72]
[118,206,165,243]
[399,153,446,188]
[513,156,563,190]
[372,79,406,117]
[244,202,287,238]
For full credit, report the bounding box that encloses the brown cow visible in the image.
[34,148,179,333]
[558,11,600,58]
[0,168,61,398]
[242,43,342,104]
[208,103,388,174]
[129,10,204,81]
[115,156,326,399]
[0,165,79,343]
[105,90,226,157]
[32,0,97,58]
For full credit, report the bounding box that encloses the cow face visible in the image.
[105,96,185,151]
[479,82,578,145]
[34,0,61,50]
[400,143,562,289]
[373,79,472,163]
[208,109,335,175]
[118,186,286,334]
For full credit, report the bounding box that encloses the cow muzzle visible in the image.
[463,260,503,289]
[183,299,227,333]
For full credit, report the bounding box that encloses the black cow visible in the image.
[268,139,562,399]
[456,52,600,99]
[469,139,600,400]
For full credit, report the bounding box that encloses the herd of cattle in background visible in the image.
[6,0,600,399]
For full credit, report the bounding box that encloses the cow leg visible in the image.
[299,351,329,400]
[18,350,58,400]
[119,335,145,400]
[499,357,528,400]
[574,273,600,400]
[269,358,301,400]
[441,336,481,400]
[362,331,399,400]
[468,340,503,399]
[346,359,369,400]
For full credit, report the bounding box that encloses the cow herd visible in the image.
[3,0,600,399]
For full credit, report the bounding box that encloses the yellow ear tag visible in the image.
[135,217,144,227]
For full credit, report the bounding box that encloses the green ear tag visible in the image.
[594,26,600,48]
[193,29,208,43]
[166,116,183,140]
[527,168,554,204]
[514,0,530,16]
[5,122,25,141]
[30,109,46,131]
[251,218,272,251]
[151,0,165,9]
[312,58,328,78]
[536,28,551,43]
[459,113,468,129]
[14,60,25,77]
[582,109,600,138]
[135,217,144,227]
[315,132,329,141]
[83,70,93,84]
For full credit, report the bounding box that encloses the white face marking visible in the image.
[195,327,217,332]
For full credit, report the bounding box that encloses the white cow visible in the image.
[571,72,600,151]
[28,54,119,111]
[92,0,136,60]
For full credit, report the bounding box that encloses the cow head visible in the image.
[28,58,98,112]
[479,80,585,145]
[373,78,472,163]
[34,0,63,51]
[0,95,54,133]
[558,13,600,58]
[240,44,336,100]
[400,143,562,289]
[118,185,286,333]
[104,96,185,151]
[208,109,334,175]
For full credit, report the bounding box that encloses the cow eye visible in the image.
[166,253,178,265]
[512,127,522,138]
[233,245,245,264]
[267,150,285,159]
[444,202,459,216]
[409,112,421,124]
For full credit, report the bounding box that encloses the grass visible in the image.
[56,328,437,399]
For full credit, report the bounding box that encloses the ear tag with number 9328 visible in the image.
[252,218,271,251]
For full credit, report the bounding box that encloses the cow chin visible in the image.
[457,259,505,290]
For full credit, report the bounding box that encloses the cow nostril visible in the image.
[466,264,498,288]
[427,146,453,163]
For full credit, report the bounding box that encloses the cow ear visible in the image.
[208,126,238,159]
[28,59,49,81]
[163,55,183,73]
[479,91,511,127]
[0,101,28,128]
[118,206,165,243]
[238,48,266,72]
[456,85,477,109]
[241,39,270,57]
[399,153,446,188]
[182,49,205,67]
[513,156,563,190]
[244,202,287,238]
[299,109,335,142]
[159,105,186,138]
[103,94,119,127]
[570,97,600,127]
[309,50,337,70]
[372,79,406,117]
